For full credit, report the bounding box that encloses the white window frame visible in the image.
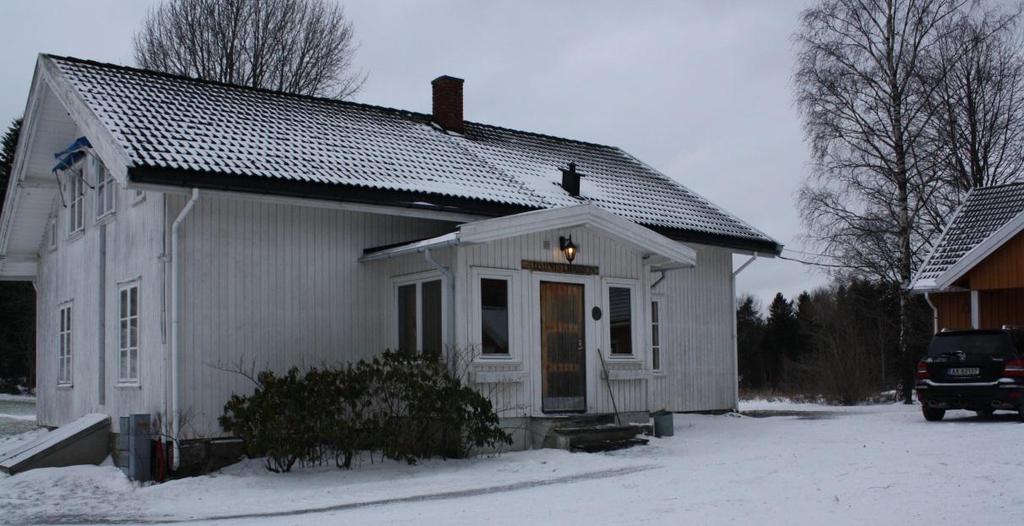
[94,157,116,220]
[391,270,449,354]
[602,278,642,361]
[66,167,85,237]
[470,267,520,363]
[47,217,58,251]
[650,296,664,373]
[117,281,141,385]
[58,302,73,387]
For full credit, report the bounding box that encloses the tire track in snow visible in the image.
[31,464,657,525]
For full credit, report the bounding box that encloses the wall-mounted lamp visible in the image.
[559,235,578,264]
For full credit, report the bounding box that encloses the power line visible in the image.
[777,254,861,270]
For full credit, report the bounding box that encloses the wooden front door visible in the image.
[540,281,586,413]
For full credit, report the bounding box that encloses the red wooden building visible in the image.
[912,183,1024,331]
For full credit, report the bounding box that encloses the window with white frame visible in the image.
[58,303,73,386]
[651,299,663,371]
[66,168,85,235]
[94,157,115,219]
[47,217,57,250]
[118,282,140,384]
[473,269,515,357]
[608,286,634,355]
[395,275,444,355]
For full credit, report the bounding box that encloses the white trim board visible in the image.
[362,204,698,271]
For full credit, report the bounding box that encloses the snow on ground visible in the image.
[1,402,1022,525]
[0,395,36,439]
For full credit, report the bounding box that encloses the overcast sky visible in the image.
[0,1,825,309]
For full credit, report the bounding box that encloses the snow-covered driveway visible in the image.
[1,402,1021,525]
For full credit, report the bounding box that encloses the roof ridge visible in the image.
[44,53,439,123]
[971,181,1024,194]
[44,54,623,151]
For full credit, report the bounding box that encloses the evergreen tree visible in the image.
[0,118,20,204]
[760,293,800,388]
[794,291,816,362]
[0,117,34,392]
[736,296,766,390]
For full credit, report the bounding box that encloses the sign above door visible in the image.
[521,260,598,275]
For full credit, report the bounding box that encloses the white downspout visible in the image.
[170,188,199,470]
[924,292,938,334]
[422,248,455,364]
[731,253,759,411]
[970,290,980,329]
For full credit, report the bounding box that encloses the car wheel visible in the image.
[975,408,995,420]
[1018,405,1024,423]
[922,405,946,422]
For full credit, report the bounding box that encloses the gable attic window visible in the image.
[94,157,115,219]
[395,274,445,356]
[66,167,85,236]
[47,217,57,251]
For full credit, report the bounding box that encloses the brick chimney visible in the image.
[432,75,464,133]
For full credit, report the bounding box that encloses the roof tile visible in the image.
[50,55,777,250]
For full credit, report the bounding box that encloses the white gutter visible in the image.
[730,253,759,411]
[360,232,460,262]
[170,188,199,470]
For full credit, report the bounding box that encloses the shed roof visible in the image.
[43,54,780,254]
[911,183,1024,291]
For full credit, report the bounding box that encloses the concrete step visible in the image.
[549,422,650,452]
[572,437,650,453]
[0,413,110,475]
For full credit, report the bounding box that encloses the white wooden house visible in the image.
[0,55,780,452]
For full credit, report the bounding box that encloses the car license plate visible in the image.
[947,367,980,377]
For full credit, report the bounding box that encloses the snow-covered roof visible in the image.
[46,55,780,253]
[912,183,1024,291]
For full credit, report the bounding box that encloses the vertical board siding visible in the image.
[966,232,1024,290]
[460,233,736,416]
[36,186,165,428]
[979,288,1024,329]
[40,188,738,434]
[649,246,736,412]
[932,291,971,331]
[174,195,456,437]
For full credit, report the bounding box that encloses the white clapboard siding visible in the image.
[455,226,651,417]
[649,245,737,412]
[36,186,166,428]
[172,195,457,437]
[38,187,739,435]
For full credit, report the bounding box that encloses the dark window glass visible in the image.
[609,287,632,354]
[398,284,417,353]
[421,280,443,356]
[481,278,509,354]
[651,301,661,370]
[928,332,1016,358]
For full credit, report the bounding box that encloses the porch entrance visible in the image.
[540,281,587,413]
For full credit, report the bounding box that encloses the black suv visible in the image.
[915,329,1024,421]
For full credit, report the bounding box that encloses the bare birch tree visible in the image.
[794,0,966,402]
[133,0,365,99]
[922,5,1024,220]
